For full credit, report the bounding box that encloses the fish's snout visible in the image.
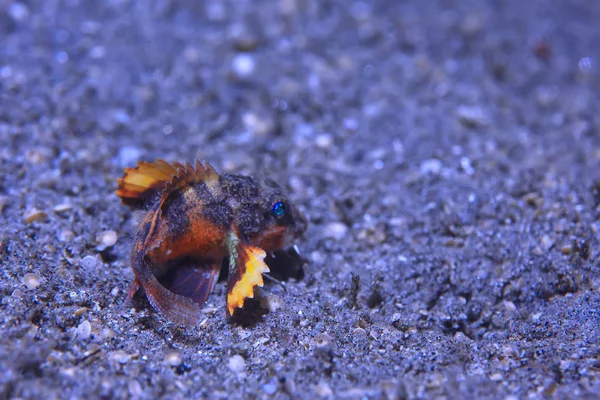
[292,206,308,237]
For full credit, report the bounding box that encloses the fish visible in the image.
[116,159,307,325]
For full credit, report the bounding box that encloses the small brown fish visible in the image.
[116,159,307,325]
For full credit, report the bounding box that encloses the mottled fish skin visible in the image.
[117,160,307,325]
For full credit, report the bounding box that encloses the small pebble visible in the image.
[58,230,75,243]
[56,51,69,64]
[61,367,76,378]
[535,86,558,107]
[455,105,489,128]
[540,235,554,252]
[523,192,544,208]
[560,360,572,372]
[81,255,100,269]
[253,337,270,348]
[503,300,517,313]
[578,57,593,73]
[242,112,273,136]
[231,54,256,79]
[164,350,183,367]
[53,203,73,213]
[315,133,333,149]
[490,372,503,382]
[96,230,118,251]
[312,333,335,355]
[74,307,89,317]
[26,148,53,164]
[561,245,573,255]
[322,222,348,240]
[228,355,246,374]
[23,273,41,290]
[460,157,474,175]
[343,118,358,131]
[89,45,106,59]
[260,294,283,313]
[24,208,47,223]
[262,378,278,395]
[76,320,92,340]
[420,159,442,176]
[102,328,115,340]
[108,350,130,364]
[353,327,367,338]
[8,2,29,22]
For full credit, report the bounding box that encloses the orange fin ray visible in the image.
[116,159,219,209]
[226,242,270,316]
[158,160,219,212]
[116,159,181,208]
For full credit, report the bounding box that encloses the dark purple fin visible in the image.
[132,250,208,326]
[160,262,220,306]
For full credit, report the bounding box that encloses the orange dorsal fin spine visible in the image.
[116,159,219,208]
[158,160,219,211]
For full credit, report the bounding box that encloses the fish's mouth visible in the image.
[291,207,308,237]
[282,230,299,248]
[254,222,306,251]
[253,224,288,251]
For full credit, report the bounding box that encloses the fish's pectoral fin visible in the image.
[159,261,220,306]
[141,275,206,326]
[226,243,270,316]
[132,252,206,326]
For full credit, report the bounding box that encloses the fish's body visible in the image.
[116,160,306,325]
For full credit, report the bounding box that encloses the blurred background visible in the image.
[1,1,600,398]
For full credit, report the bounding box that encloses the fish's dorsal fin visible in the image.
[158,160,220,212]
[116,159,219,209]
[116,159,183,208]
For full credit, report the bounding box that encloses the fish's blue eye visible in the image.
[272,201,285,217]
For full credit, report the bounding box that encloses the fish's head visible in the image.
[232,175,307,251]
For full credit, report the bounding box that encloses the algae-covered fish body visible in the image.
[116,159,307,325]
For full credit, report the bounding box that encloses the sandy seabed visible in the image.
[1,1,600,399]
